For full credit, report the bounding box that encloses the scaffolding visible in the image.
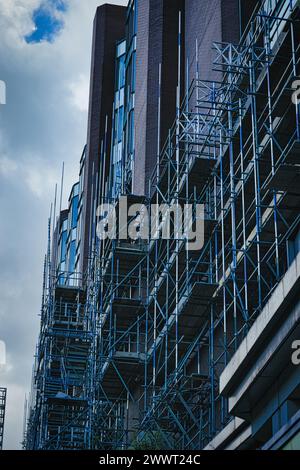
[25,0,300,451]
[86,194,149,449]
[25,273,93,449]
[139,0,300,448]
[24,211,93,450]
[88,0,300,450]
[0,388,6,450]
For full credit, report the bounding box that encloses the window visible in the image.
[126,0,137,46]
[118,106,124,142]
[60,230,67,262]
[118,54,126,90]
[115,41,126,91]
[68,240,76,274]
[126,52,136,97]
[128,110,135,155]
[71,195,79,229]
[287,226,300,266]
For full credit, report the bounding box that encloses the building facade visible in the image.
[25,0,300,450]
[81,5,126,275]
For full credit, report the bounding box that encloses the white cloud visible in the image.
[24,160,58,198]
[68,73,89,113]
[0,0,127,449]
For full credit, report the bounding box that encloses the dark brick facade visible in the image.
[134,0,242,196]
[133,0,184,196]
[185,0,240,85]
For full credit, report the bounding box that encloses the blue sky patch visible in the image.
[25,0,67,44]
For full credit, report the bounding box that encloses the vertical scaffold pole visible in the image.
[175,10,182,380]
[250,21,262,311]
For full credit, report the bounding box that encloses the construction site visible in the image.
[24,0,300,451]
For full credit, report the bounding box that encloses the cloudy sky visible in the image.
[0,0,126,450]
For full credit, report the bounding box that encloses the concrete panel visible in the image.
[226,299,300,418]
[204,417,247,449]
[220,252,300,396]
